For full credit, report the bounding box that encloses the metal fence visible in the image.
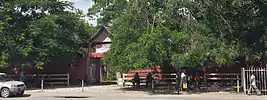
[241,67,267,94]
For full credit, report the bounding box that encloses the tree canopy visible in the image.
[89,0,267,72]
[0,0,95,70]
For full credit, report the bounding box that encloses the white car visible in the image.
[0,73,26,98]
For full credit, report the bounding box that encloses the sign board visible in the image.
[95,44,110,53]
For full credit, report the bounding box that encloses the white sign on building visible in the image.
[95,44,110,53]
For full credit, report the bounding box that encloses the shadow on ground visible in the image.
[9,94,31,98]
[54,96,92,98]
[119,85,239,95]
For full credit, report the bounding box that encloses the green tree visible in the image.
[91,0,267,72]
[0,0,95,70]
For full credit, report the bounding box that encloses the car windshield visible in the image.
[0,75,13,82]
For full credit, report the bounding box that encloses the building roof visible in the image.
[88,26,113,43]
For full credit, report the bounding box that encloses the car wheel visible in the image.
[1,88,10,98]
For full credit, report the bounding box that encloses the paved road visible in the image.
[3,85,267,100]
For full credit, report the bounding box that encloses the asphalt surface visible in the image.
[2,85,267,100]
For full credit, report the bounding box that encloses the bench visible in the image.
[122,73,149,86]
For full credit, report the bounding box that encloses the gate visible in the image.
[241,67,267,94]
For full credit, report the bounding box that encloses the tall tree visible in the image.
[0,0,95,70]
[90,0,267,72]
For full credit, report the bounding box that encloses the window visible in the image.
[0,75,12,82]
[0,76,5,82]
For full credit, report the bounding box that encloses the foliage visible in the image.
[90,0,267,72]
[0,0,95,69]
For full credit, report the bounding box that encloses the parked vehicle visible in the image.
[0,73,26,98]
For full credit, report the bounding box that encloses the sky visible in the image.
[66,0,97,26]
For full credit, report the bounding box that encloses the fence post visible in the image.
[176,74,179,94]
[241,67,246,94]
[122,73,125,86]
[41,75,44,92]
[82,80,84,92]
[152,78,154,93]
[237,75,239,93]
[264,68,267,95]
[67,73,70,86]
[204,74,207,85]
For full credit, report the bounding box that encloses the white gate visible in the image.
[241,67,267,94]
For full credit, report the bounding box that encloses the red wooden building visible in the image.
[8,26,111,85]
[86,26,112,84]
[68,26,112,85]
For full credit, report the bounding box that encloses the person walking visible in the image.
[247,73,261,95]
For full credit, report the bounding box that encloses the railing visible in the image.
[151,73,178,93]
[41,74,70,87]
[122,73,149,80]
[122,72,242,93]
[8,73,70,88]
[204,73,241,92]
[242,67,267,95]
[121,73,178,92]
[122,73,149,86]
[205,73,241,80]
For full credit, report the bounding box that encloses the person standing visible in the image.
[20,69,25,82]
[178,70,186,93]
[194,72,201,90]
[132,73,140,88]
[247,73,261,95]
[19,68,27,87]
[12,67,19,74]
[146,73,153,88]
[33,73,41,88]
